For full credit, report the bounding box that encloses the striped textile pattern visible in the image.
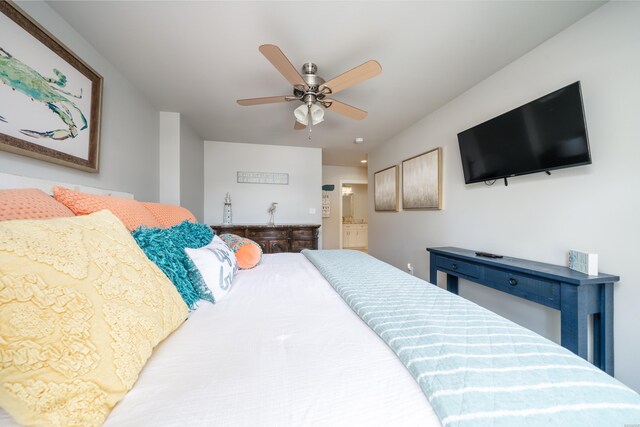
[302,249,640,426]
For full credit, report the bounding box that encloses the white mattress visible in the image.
[0,253,439,426]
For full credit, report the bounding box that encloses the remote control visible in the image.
[475,251,503,258]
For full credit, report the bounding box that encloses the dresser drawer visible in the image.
[212,227,246,237]
[484,268,560,309]
[292,228,315,239]
[269,240,290,253]
[436,256,480,278]
[291,240,314,252]
[248,229,288,239]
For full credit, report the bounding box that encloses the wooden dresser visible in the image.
[210,224,321,254]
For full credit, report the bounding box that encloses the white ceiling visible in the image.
[48,1,603,167]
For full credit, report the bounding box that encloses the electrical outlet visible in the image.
[309,208,316,214]
[407,263,414,275]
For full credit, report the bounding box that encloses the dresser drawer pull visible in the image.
[509,277,518,286]
[451,264,458,271]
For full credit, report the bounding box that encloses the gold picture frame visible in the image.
[0,1,103,172]
[374,165,399,212]
[402,147,442,210]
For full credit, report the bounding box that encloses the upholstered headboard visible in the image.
[0,172,134,199]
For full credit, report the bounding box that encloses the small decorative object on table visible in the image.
[267,202,278,226]
[223,192,232,224]
[569,249,598,275]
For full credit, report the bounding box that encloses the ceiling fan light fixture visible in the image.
[294,103,324,126]
[294,104,308,125]
[309,103,324,125]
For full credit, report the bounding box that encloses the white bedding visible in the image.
[0,253,439,426]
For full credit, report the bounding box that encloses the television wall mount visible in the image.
[486,170,552,187]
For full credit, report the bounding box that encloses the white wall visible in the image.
[368,2,640,391]
[204,141,322,234]
[322,165,368,249]
[180,117,204,221]
[0,1,160,201]
[159,112,180,205]
[351,183,368,223]
[158,112,204,220]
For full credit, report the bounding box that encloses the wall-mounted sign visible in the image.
[237,171,289,185]
[322,193,330,218]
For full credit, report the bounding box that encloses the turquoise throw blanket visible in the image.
[303,249,640,426]
[133,221,214,309]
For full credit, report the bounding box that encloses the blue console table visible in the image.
[427,247,619,375]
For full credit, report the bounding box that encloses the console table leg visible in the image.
[593,312,601,368]
[447,275,459,294]
[560,285,588,360]
[429,253,438,286]
[596,283,614,375]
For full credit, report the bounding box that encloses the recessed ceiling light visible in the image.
[354,137,364,144]
[360,160,368,163]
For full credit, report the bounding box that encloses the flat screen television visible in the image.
[457,82,591,184]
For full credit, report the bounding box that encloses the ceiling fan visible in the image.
[237,44,382,130]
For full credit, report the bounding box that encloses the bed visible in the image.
[1,175,639,426]
[0,253,440,426]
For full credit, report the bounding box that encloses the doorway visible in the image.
[340,180,368,252]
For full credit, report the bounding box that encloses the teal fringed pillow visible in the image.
[132,221,214,309]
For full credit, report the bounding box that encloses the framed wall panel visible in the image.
[402,147,442,210]
[374,165,398,212]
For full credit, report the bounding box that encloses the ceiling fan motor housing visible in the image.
[302,62,317,75]
[301,62,325,89]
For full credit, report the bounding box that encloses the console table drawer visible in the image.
[436,256,480,278]
[484,268,560,309]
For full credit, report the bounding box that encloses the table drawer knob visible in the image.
[509,277,518,286]
[451,264,458,270]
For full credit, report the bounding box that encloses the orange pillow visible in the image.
[0,188,74,221]
[53,186,159,231]
[219,234,262,269]
[142,202,197,228]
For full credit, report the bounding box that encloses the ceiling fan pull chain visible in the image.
[308,103,313,140]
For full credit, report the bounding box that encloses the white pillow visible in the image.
[185,235,238,303]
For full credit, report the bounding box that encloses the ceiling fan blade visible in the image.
[259,44,307,88]
[237,96,289,106]
[294,120,306,130]
[321,60,382,95]
[325,99,368,120]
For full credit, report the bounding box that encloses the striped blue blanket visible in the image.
[303,249,640,426]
